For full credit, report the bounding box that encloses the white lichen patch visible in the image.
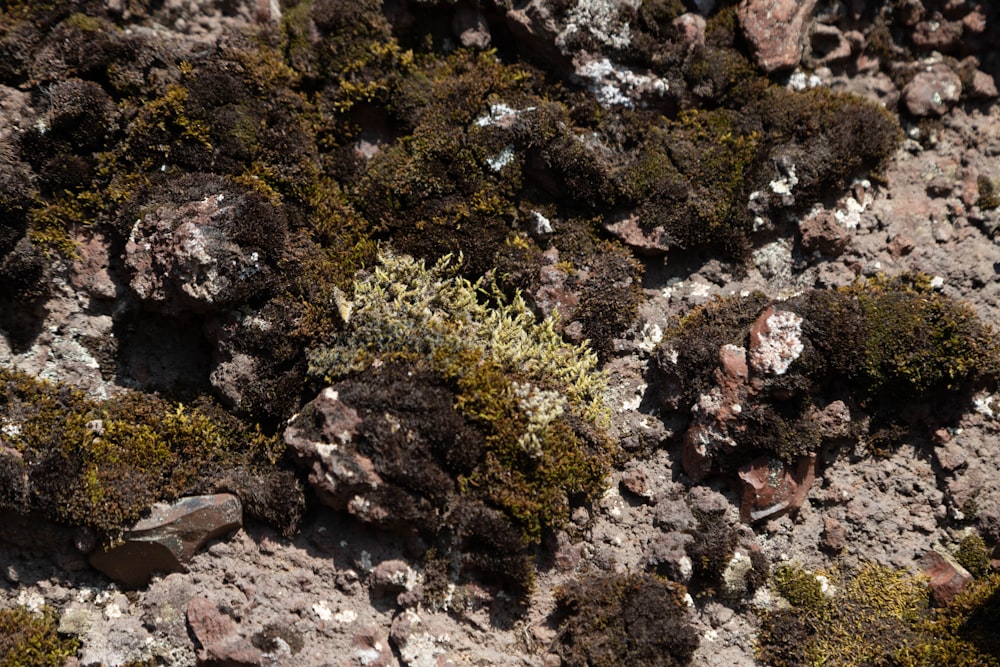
[787,70,823,91]
[558,0,634,50]
[474,103,535,127]
[574,57,667,108]
[486,145,515,172]
[973,391,996,418]
[312,600,334,621]
[638,321,663,353]
[750,310,804,376]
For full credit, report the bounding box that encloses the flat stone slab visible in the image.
[90,494,242,588]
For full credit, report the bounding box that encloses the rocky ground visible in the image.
[2,0,1000,666]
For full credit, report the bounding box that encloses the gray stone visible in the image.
[90,494,242,588]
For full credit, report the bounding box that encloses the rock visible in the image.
[620,468,651,500]
[187,595,264,666]
[799,209,851,256]
[820,517,847,551]
[371,559,422,606]
[687,485,731,519]
[902,64,962,117]
[672,13,706,50]
[809,23,852,65]
[934,439,968,472]
[390,609,452,667]
[604,212,672,254]
[452,6,490,49]
[888,233,916,258]
[969,69,999,100]
[748,306,805,377]
[90,494,242,588]
[919,549,972,606]
[646,531,694,583]
[284,387,376,511]
[653,494,698,532]
[123,179,285,314]
[738,454,816,523]
[737,0,818,72]
[352,625,396,667]
[531,249,580,322]
[911,19,963,52]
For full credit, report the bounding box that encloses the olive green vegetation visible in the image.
[955,533,992,579]
[0,367,303,541]
[554,572,699,667]
[658,274,1000,463]
[0,607,79,667]
[759,563,1000,667]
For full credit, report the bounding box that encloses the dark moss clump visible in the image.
[303,252,613,602]
[0,606,80,667]
[955,533,993,579]
[0,367,303,540]
[657,275,999,468]
[758,564,1000,667]
[553,572,698,667]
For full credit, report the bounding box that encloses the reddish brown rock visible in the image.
[820,517,847,551]
[888,233,916,258]
[620,468,650,500]
[187,595,264,666]
[902,64,962,117]
[737,0,818,72]
[672,13,706,50]
[969,70,999,100]
[738,454,816,523]
[800,209,851,256]
[920,549,972,606]
[90,494,242,588]
[352,625,395,667]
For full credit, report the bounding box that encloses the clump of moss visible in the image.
[759,563,1000,667]
[978,175,1000,211]
[657,274,1000,469]
[304,251,613,600]
[0,606,80,667]
[308,251,611,532]
[0,367,303,540]
[553,572,699,667]
[955,533,993,579]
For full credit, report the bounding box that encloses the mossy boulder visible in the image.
[0,367,303,542]
[296,251,614,603]
[658,275,1000,477]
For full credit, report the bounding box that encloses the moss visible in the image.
[0,367,302,541]
[308,252,612,532]
[0,606,80,667]
[658,276,1000,467]
[977,175,1000,211]
[554,572,698,667]
[759,562,1000,667]
[955,533,993,579]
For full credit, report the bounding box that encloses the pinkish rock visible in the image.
[888,233,916,258]
[390,609,453,667]
[532,250,581,322]
[284,387,378,511]
[620,468,651,500]
[809,23,852,65]
[719,344,749,381]
[902,64,962,117]
[123,181,284,314]
[672,13,706,50]
[969,69,998,100]
[90,494,242,588]
[920,549,972,606]
[749,306,805,377]
[820,517,847,551]
[799,209,851,256]
[737,0,819,72]
[352,625,395,667]
[738,454,816,522]
[187,596,265,666]
[911,19,963,52]
[603,212,672,255]
[452,6,490,49]
[371,559,419,599]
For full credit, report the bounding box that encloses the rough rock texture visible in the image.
[738,0,819,72]
[2,1,1000,666]
[89,494,243,588]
